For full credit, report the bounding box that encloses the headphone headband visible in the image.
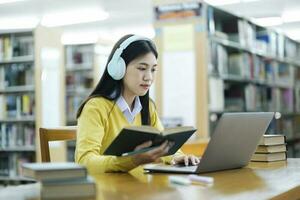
[107,35,151,80]
[118,35,150,51]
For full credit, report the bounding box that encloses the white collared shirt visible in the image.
[116,96,142,123]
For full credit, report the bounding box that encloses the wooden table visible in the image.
[93,158,300,200]
[1,159,300,200]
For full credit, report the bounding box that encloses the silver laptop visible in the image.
[144,112,274,174]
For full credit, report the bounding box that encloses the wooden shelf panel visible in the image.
[0,55,34,64]
[0,85,35,93]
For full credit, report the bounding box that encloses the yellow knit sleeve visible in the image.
[149,100,184,164]
[75,98,138,174]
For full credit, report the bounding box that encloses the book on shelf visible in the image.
[0,37,3,61]
[65,44,94,68]
[245,84,256,111]
[252,55,266,81]
[258,134,285,146]
[224,83,245,111]
[0,123,35,148]
[0,153,33,177]
[256,30,277,57]
[4,63,34,87]
[41,176,96,200]
[284,37,298,59]
[275,63,294,87]
[22,162,87,181]
[0,95,6,119]
[208,42,228,76]
[3,36,12,60]
[255,144,286,153]
[0,154,9,176]
[209,77,224,111]
[296,87,300,112]
[1,94,34,118]
[103,126,196,156]
[251,152,286,162]
[228,53,252,78]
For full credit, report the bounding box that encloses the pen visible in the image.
[188,175,214,184]
[169,176,191,185]
[169,175,214,185]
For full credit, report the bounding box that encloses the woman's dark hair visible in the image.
[76,34,158,125]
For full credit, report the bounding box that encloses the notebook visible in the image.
[144,112,274,174]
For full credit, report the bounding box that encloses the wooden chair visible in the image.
[39,126,77,162]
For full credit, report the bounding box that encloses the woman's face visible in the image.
[122,52,157,98]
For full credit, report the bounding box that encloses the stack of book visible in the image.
[22,162,96,199]
[251,134,287,162]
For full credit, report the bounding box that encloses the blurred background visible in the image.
[1,0,300,185]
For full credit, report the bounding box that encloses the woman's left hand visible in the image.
[170,155,200,166]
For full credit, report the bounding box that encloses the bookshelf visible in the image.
[0,26,62,184]
[65,44,95,126]
[153,1,300,157]
[0,31,36,184]
[206,5,300,158]
[64,42,111,161]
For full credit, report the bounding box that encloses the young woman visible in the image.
[75,34,200,174]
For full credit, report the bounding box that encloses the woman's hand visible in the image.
[132,140,173,165]
[170,154,200,166]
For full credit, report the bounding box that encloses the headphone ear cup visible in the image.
[115,58,126,80]
[108,57,126,80]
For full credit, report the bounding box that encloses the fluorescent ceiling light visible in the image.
[252,17,282,27]
[112,26,156,39]
[41,8,109,27]
[0,16,39,30]
[204,0,240,6]
[205,0,262,6]
[242,0,260,2]
[0,0,26,4]
[61,32,98,45]
[282,10,300,23]
[285,29,300,40]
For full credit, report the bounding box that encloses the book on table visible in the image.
[22,162,87,181]
[255,144,286,153]
[251,152,287,162]
[258,134,285,145]
[103,126,196,156]
[22,162,96,199]
[41,176,96,199]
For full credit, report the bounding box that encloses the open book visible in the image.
[103,126,196,156]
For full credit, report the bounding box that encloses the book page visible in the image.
[162,126,195,135]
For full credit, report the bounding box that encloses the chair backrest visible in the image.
[39,126,77,162]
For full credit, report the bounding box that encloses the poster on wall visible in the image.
[154,2,202,21]
[162,24,196,131]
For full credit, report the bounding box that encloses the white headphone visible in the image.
[107,35,151,80]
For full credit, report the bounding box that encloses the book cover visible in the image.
[209,77,224,111]
[251,152,287,162]
[22,162,87,181]
[255,144,286,153]
[258,134,285,145]
[103,126,196,156]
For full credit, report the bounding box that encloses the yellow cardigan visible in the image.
[75,97,183,174]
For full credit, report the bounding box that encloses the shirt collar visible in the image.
[116,95,142,115]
